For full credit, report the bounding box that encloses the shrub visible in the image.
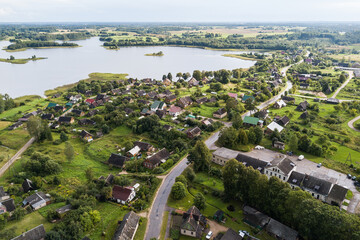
[171,182,186,200]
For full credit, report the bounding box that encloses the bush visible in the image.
[227,205,235,212]
[175,175,187,188]
[184,167,196,182]
[152,167,164,174]
[171,182,186,200]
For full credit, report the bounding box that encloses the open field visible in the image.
[0,96,47,121]
[0,57,46,64]
[329,54,360,62]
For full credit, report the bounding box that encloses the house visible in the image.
[168,105,183,117]
[188,77,199,87]
[273,100,287,109]
[112,211,140,240]
[281,96,295,103]
[112,185,136,204]
[300,83,309,89]
[162,78,172,86]
[143,148,170,169]
[134,141,154,152]
[22,179,34,193]
[0,198,15,214]
[23,192,51,210]
[85,98,95,105]
[327,184,348,206]
[165,94,177,104]
[256,109,269,119]
[47,102,58,109]
[186,126,201,139]
[99,173,115,186]
[242,95,255,102]
[9,121,23,130]
[327,98,340,104]
[147,91,157,99]
[213,210,225,222]
[220,229,242,240]
[266,218,298,240]
[265,156,296,182]
[58,116,74,125]
[0,187,9,201]
[71,109,85,117]
[78,118,96,126]
[213,108,227,119]
[178,96,193,108]
[201,118,214,126]
[243,116,260,127]
[228,92,238,99]
[243,206,270,230]
[55,204,72,217]
[11,224,46,240]
[164,124,174,131]
[107,153,129,168]
[180,206,206,238]
[277,116,290,126]
[265,121,284,135]
[41,114,54,121]
[80,130,93,142]
[273,141,285,150]
[54,105,66,112]
[127,146,141,157]
[156,109,166,119]
[212,147,239,166]
[300,111,309,119]
[150,101,166,111]
[235,153,269,174]
[196,97,208,105]
[296,101,309,111]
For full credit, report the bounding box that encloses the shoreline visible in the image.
[3,45,81,52]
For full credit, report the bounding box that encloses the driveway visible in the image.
[332,71,353,99]
[348,115,360,133]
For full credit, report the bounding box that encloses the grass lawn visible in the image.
[134,217,147,240]
[38,202,67,218]
[87,202,128,240]
[1,211,52,236]
[0,96,47,121]
[337,77,360,100]
[0,121,11,130]
[195,172,224,191]
[167,189,195,211]
[0,128,30,150]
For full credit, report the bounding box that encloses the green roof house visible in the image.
[243,116,260,127]
[150,101,166,111]
[47,102,57,108]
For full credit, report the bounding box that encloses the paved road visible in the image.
[144,58,307,239]
[332,71,353,99]
[0,137,35,177]
[348,115,360,133]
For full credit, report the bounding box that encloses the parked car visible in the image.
[298,155,304,161]
[287,151,293,156]
[206,231,213,239]
[352,176,357,181]
[255,145,264,150]
[347,174,352,179]
[239,230,250,237]
[354,181,360,187]
[317,163,322,168]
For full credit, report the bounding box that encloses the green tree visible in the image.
[12,207,26,220]
[85,167,94,182]
[167,72,173,81]
[289,134,298,152]
[232,112,243,129]
[27,116,44,141]
[175,175,187,188]
[60,131,68,142]
[238,129,248,145]
[170,182,186,200]
[192,70,202,80]
[184,167,196,182]
[193,193,206,210]
[188,141,211,172]
[218,127,237,148]
[253,126,263,144]
[64,142,75,162]
[114,175,131,187]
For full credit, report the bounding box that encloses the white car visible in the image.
[206,231,213,239]
[298,155,304,161]
[255,145,265,150]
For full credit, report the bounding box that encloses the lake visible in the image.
[0,37,255,97]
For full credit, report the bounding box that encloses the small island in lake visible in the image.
[5,41,79,52]
[0,55,47,64]
[145,51,164,56]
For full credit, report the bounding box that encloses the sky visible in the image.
[1,0,360,22]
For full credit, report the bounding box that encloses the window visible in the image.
[266,171,268,174]
[279,175,281,179]
[275,174,277,177]
[283,177,285,180]
[191,232,193,235]
[312,193,314,196]
[184,230,186,233]
[317,195,319,199]
[270,172,272,176]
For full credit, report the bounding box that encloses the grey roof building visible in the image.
[12,224,46,240]
[112,211,140,240]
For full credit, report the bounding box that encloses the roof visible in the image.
[243,206,270,228]
[146,148,170,166]
[168,105,182,114]
[296,101,309,111]
[268,157,295,175]
[267,122,284,133]
[243,116,259,125]
[1,198,15,212]
[128,146,141,156]
[266,219,298,240]
[300,111,309,119]
[275,100,287,107]
[242,95,255,101]
[108,153,129,168]
[56,204,72,214]
[213,108,227,115]
[12,224,46,240]
[151,100,163,109]
[187,126,201,137]
[112,186,133,201]
[58,116,73,123]
[80,130,92,138]
[257,110,268,119]
[22,179,33,192]
[220,229,242,240]
[181,206,205,235]
[0,186,7,198]
[236,153,269,173]
[282,96,295,102]
[328,184,348,202]
[47,102,57,108]
[134,141,153,151]
[278,116,290,126]
[213,147,239,160]
[327,98,340,104]
[302,174,333,196]
[287,171,305,187]
[23,192,50,207]
[228,93,238,98]
[112,211,140,240]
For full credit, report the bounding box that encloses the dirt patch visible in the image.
[298,90,327,98]
[207,220,228,237]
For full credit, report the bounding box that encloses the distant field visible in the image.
[329,54,360,62]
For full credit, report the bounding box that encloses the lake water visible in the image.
[0,37,255,97]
